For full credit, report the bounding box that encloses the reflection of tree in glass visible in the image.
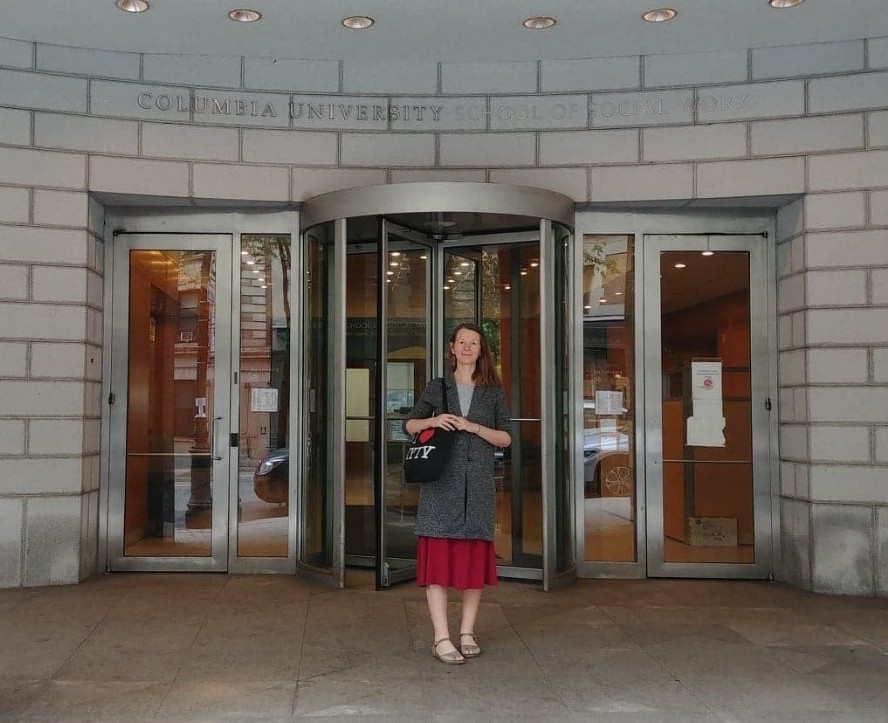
[480,250,502,364]
[242,235,291,451]
[584,239,620,280]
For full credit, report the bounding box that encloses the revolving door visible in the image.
[298,183,576,590]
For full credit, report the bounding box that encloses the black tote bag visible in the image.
[403,378,456,484]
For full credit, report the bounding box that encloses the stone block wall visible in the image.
[0,178,102,586]
[0,33,886,591]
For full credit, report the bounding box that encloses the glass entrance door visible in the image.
[643,234,772,578]
[107,229,296,573]
[108,234,233,570]
[443,238,545,576]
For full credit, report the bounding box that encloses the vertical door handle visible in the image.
[210,416,224,460]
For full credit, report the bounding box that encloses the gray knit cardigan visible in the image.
[404,371,512,541]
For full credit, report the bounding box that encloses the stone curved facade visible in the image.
[1,34,887,593]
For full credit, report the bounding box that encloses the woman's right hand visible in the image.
[434,414,462,431]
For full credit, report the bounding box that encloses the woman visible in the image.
[404,323,512,665]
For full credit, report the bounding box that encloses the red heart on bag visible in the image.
[419,429,435,444]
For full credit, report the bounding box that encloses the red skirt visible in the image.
[416,536,498,590]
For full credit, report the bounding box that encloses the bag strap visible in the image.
[439,377,449,414]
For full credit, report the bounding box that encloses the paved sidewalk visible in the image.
[2,572,888,721]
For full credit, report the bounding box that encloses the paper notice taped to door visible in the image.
[686,416,725,447]
[250,387,278,413]
[686,360,725,446]
[595,390,623,416]
[691,361,722,401]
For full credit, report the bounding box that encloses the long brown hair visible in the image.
[447,323,500,386]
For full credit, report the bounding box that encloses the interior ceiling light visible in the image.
[674,262,687,268]
[342,15,374,29]
[523,16,556,29]
[642,8,677,22]
[769,0,805,7]
[116,0,149,12]
[229,9,262,22]
[701,250,715,256]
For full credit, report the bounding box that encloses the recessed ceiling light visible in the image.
[116,0,149,12]
[523,16,556,29]
[701,250,715,256]
[342,15,374,29]
[229,9,262,22]
[769,0,805,7]
[674,263,687,268]
[642,8,677,22]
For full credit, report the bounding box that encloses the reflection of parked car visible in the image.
[253,447,288,504]
[583,428,631,497]
[492,428,630,497]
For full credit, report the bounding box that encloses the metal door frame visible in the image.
[572,209,780,580]
[376,220,437,587]
[105,232,233,571]
[644,233,772,579]
[100,210,301,575]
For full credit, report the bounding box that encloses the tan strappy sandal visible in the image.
[431,638,466,665]
[459,632,482,658]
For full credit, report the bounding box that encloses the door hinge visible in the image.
[381,561,390,587]
[108,392,116,406]
[764,397,772,412]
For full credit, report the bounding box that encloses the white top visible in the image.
[456,383,474,416]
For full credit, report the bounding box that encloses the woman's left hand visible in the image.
[454,417,480,434]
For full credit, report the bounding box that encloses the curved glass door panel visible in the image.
[377,221,432,587]
[298,220,347,586]
[552,221,576,579]
[344,235,378,565]
[302,223,335,571]
[444,240,543,573]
